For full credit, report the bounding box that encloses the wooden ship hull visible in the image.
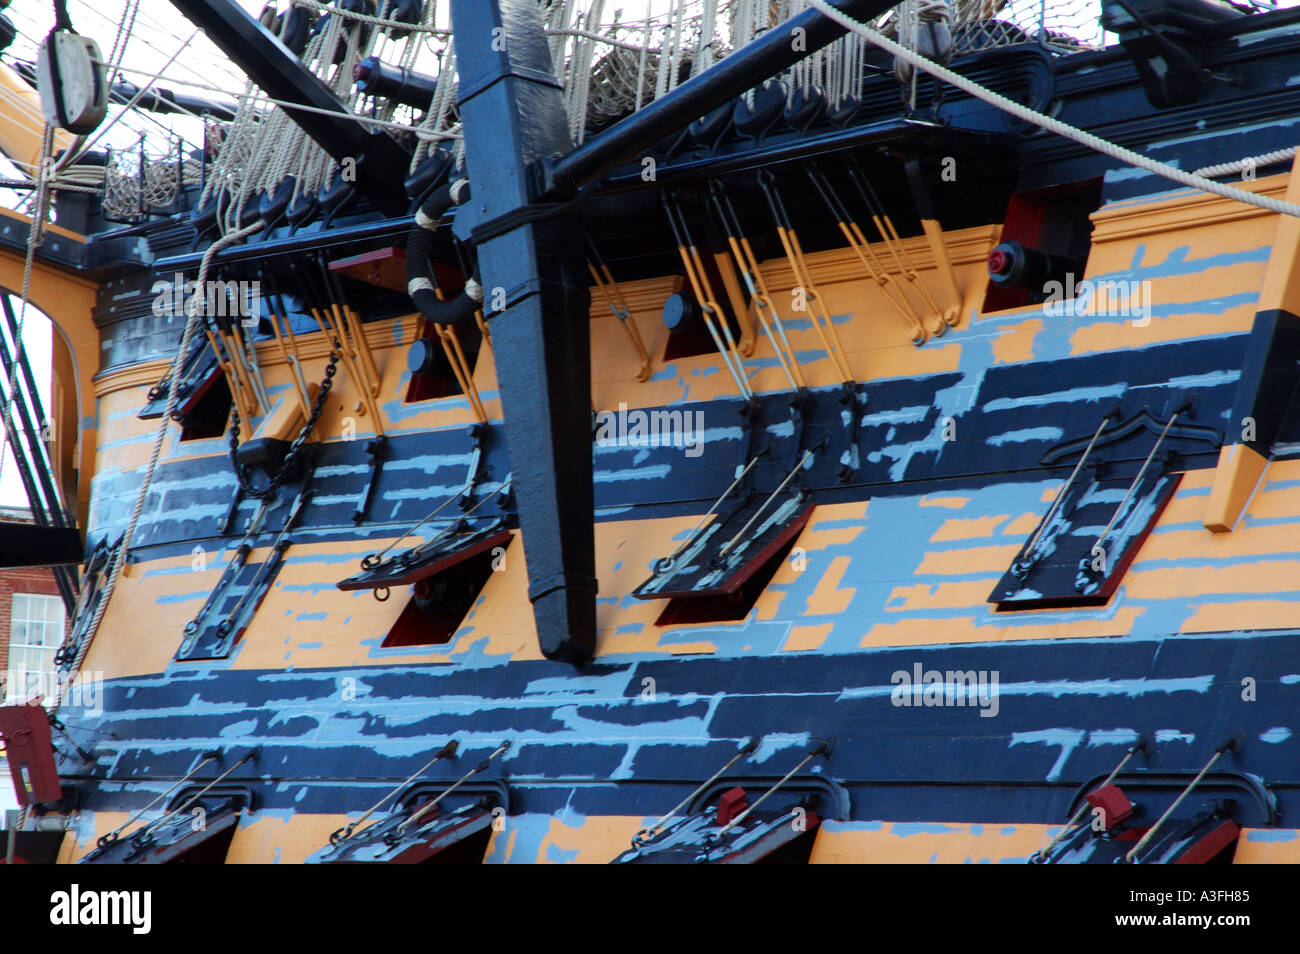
[3,0,1300,865]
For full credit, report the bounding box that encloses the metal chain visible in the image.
[227,351,339,499]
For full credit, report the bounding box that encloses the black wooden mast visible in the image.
[451,0,599,663]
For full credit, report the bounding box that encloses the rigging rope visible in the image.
[94,753,218,847]
[1091,410,1178,559]
[805,0,1300,218]
[1192,146,1298,179]
[1124,741,1234,864]
[1016,411,1115,568]
[654,450,767,573]
[330,741,459,845]
[717,447,814,558]
[135,750,258,841]
[632,737,759,847]
[394,741,511,835]
[710,742,826,839]
[1029,738,1145,863]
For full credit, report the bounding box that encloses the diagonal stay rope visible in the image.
[806,0,1300,219]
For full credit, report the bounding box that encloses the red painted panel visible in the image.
[0,703,62,805]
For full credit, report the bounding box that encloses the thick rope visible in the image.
[1193,147,1298,179]
[291,0,449,33]
[806,0,1300,219]
[1092,411,1178,556]
[1124,744,1230,863]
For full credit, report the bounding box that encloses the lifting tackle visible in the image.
[663,190,754,400]
[708,179,807,392]
[757,170,855,384]
[805,161,929,344]
[846,156,957,332]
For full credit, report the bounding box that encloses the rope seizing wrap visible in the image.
[406,178,482,325]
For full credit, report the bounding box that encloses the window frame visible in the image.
[7,593,65,703]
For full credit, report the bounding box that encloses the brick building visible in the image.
[0,507,66,704]
[1,507,67,819]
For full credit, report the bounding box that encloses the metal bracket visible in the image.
[352,436,389,525]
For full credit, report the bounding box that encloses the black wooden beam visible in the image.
[452,0,597,664]
[539,0,898,197]
[168,0,409,215]
[0,523,83,567]
[449,0,899,664]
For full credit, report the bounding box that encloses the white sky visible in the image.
[0,1,263,510]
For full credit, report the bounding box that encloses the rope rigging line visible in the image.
[663,192,754,400]
[361,476,478,568]
[290,0,450,33]
[806,0,1300,219]
[405,478,513,558]
[1124,740,1236,864]
[1016,410,1118,568]
[654,449,768,573]
[757,170,855,383]
[632,737,759,848]
[710,741,827,839]
[94,753,218,848]
[135,749,259,842]
[804,163,930,344]
[431,317,488,421]
[291,259,384,430]
[59,29,202,173]
[223,476,312,618]
[1193,147,1297,179]
[263,276,315,420]
[0,125,57,508]
[1029,738,1147,863]
[708,180,805,391]
[330,741,460,845]
[394,741,511,836]
[717,446,816,559]
[844,155,953,329]
[587,237,653,381]
[359,476,512,586]
[1091,410,1179,560]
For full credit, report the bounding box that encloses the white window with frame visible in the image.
[7,593,64,704]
